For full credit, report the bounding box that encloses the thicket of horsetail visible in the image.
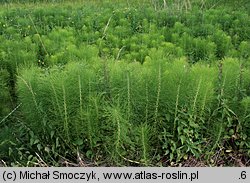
[0,0,250,166]
[16,57,250,165]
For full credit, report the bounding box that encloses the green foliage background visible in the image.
[0,0,249,166]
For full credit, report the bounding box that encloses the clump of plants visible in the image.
[0,0,250,167]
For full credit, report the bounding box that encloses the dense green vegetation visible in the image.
[0,0,249,166]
